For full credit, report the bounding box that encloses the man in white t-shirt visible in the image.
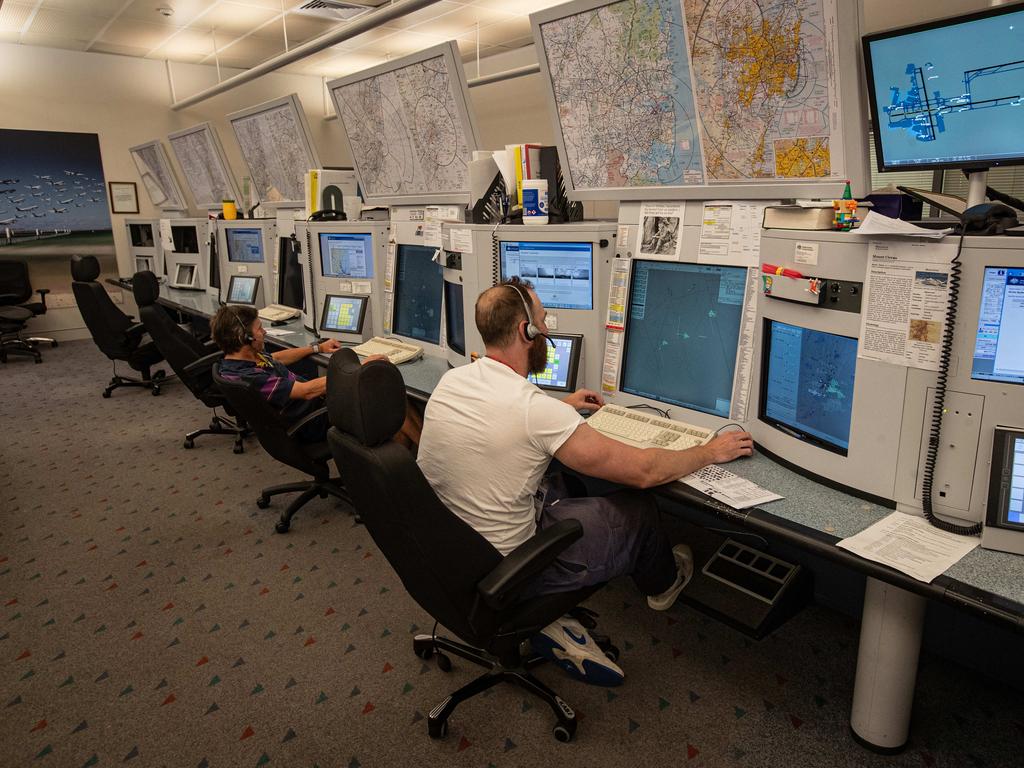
[417,278,752,686]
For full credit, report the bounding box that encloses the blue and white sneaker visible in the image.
[531,615,624,687]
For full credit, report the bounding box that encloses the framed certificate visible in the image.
[108,181,139,214]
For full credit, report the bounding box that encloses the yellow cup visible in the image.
[222,200,237,220]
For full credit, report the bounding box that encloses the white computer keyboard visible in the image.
[352,336,423,365]
[587,404,713,450]
[258,304,301,322]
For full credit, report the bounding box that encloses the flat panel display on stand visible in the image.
[129,140,187,212]
[168,122,242,210]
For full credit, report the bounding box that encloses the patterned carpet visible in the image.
[1,341,1022,768]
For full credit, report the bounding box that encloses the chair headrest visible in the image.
[132,271,160,306]
[327,348,405,446]
[70,254,100,282]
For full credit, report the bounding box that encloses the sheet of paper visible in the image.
[601,329,623,393]
[859,240,956,370]
[337,280,353,294]
[350,280,372,295]
[264,328,296,338]
[679,466,783,509]
[449,228,473,254]
[422,220,442,248]
[383,240,396,293]
[637,201,685,260]
[794,241,819,265]
[616,224,630,254]
[605,258,630,331]
[382,291,394,334]
[698,203,732,260]
[728,267,760,421]
[854,211,954,238]
[837,511,980,583]
[158,219,174,252]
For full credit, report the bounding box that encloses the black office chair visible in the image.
[0,259,55,363]
[212,362,349,532]
[325,349,612,743]
[131,271,249,452]
[70,255,167,397]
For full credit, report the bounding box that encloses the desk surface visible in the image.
[140,280,1024,626]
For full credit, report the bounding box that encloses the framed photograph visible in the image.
[108,181,139,214]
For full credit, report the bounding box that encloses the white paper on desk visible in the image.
[264,328,296,338]
[679,468,782,509]
[837,511,980,583]
[859,240,956,371]
[854,211,953,238]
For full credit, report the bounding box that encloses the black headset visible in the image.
[506,283,541,341]
[231,306,255,345]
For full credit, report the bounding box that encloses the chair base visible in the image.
[26,336,58,348]
[183,414,251,454]
[256,477,350,532]
[102,368,167,398]
[1,338,42,364]
[412,631,596,743]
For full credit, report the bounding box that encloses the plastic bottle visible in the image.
[522,179,548,225]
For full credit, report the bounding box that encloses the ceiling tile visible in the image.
[198,2,279,37]
[0,2,33,31]
[19,32,90,51]
[380,1,464,31]
[206,33,284,63]
[157,27,220,60]
[42,0,128,14]
[96,18,177,49]
[403,4,516,38]
[468,0,565,17]
[0,30,20,43]
[27,8,109,41]
[345,30,449,58]
[271,12,336,42]
[120,0,214,26]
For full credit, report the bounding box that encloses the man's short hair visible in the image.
[475,277,535,348]
[212,305,258,354]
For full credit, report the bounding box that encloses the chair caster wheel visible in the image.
[427,718,448,739]
[183,439,195,449]
[102,390,112,398]
[256,497,270,509]
[275,520,290,534]
[34,358,42,364]
[233,444,244,454]
[553,723,575,743]
[413,639,434,660]
[151,387,161,396]
[436,653,452,672]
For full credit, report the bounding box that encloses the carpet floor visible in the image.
[1,341,1021,768]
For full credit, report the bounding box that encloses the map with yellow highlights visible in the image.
[683,0,838,180]
[775,137,832,178]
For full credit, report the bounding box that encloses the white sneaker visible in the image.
[647,544,694,611]
[530,615,624,686]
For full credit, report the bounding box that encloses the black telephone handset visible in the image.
[309,208,347,222]
[961,202,1019,235]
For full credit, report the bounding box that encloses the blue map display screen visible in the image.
[761,321,858,454]
[621,260,746,417]
[864,6,1024,169]
[392,244,443,345]
[319,232,373,278]
[444,280,465,356]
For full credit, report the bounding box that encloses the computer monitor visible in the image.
[319,232,374,278]
[392,244,443,345]
[444,280,466,356]
[319,294,368,334]
[174,263,197,288]
[759,320,858,456]
[499,241,593,310]
[227,274,259,305]
[171,224,200,254]
[986,427,1024,532]
[129,223,154,248]
[277,236,304,310]
[528,333,582,393]
[862,3,1024,172]
[620,260,747,418]
[225,228,264,263]
[971,267,1024,385]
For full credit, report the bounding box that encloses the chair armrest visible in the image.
[477,519,583,610]
[183,350,224,376]
[125,322,146,342]
[286,406,328,439]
